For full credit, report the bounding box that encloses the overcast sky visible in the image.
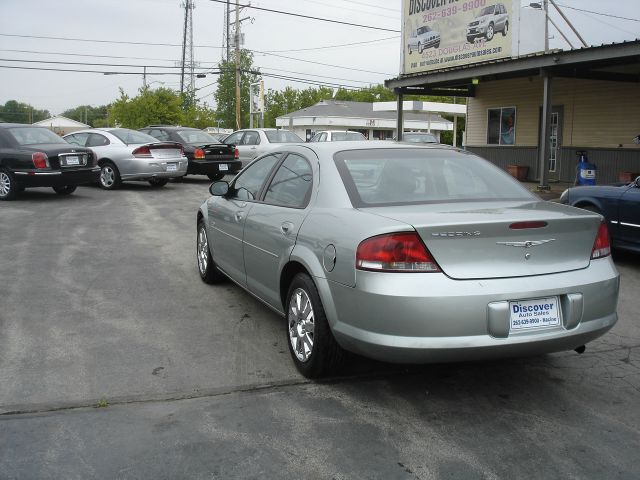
[0,0,638,115]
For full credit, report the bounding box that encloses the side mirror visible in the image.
[209,181,229,196]
[635,176,640,188]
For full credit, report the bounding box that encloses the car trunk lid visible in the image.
[363,200,601,279]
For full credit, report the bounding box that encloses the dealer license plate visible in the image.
[166,163,177,172]
[219,164,228,171]
[509,297,560,331]
[65,156,80,165]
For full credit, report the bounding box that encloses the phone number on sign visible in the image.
[422,0,486,22]
[512,317,556,327]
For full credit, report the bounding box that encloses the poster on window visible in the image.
[402,0,518,75]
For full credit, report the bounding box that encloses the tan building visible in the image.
[387,41,640,185]
[33,116,90,136]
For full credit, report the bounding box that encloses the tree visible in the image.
[0,100,50,123]
[62,105,109,127]
[214,50,260,130]
[109,87,184,129]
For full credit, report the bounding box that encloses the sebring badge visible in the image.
[432,231,481,238]
[496,239,556,248]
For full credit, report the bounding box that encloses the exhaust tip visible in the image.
[574,345,586,354]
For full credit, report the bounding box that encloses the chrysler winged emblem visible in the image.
[496,239,556,248]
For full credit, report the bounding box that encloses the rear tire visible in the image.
[99,161,121,190]
[502,21,509,36]
[149,178,169,188]
[0,168,18,201]
[207,173,225,181]
[197,220,225,284]
[52,185,77,195]
[286,273,344,378]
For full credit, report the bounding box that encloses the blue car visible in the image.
[559,176,640,253]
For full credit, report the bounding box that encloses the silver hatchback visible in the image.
[197,142,619,378]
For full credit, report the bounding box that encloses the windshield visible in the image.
[402,133,438,143]
[265,130,303,143]
[8,127,67,146]
[176,129,219,144]
[416,26,432,35]
[479,6,495,15]
[332,132,365,141]
[334,148,535,207]
[109,128,159,145]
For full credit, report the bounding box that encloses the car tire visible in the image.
[0,168,18,201]
[52,185,77,195]
[434,41,440,49]
[486,23,494,41]
[207,173,225,181]
[502,21,509,36]
[467,36,475,43]
[408,44,412,55]
[99,161,121,190]
[197,219,225,284]
[418,42,424,54]
[149,177,169,188]
[286,273,344,378]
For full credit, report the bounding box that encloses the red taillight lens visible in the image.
[510,221,548,229]
[234,147,239,159]
[591,222,611,259]
[132,146,152,157]
[32,152,49,169]
[194,148,205,159]
[356,232,440,272]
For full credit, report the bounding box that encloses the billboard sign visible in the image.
[402,0,518,75]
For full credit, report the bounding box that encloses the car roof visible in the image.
[143,125,198,130]
[296,140,460,155]
[0,123,48,129]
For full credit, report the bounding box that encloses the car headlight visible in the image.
[559,189,569,204]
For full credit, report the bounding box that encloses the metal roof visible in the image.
[386,40,640,96]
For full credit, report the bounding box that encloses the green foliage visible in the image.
[61,104,109,127]
[0,100,50,124]
[214,50,260,130]
[110,87,184,129]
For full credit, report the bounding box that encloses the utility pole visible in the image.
[543,0,549,52]
[226,0,231,62]
[235,0,241,130]
[549,0,588,47]
[179,0,196,94]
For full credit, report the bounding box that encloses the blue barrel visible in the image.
[576,155,597,186]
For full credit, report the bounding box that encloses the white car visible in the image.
[408,26,441,54]
[222,128,303,168]
[309,130,367,142]
[64,128,187,190]
[467,3,509,42]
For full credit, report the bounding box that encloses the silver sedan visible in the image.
[64,128,188,189]
[196,142,619,378]
[222,128,303,168]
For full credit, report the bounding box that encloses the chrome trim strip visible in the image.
[244,240,279,258]
[610,220,619,224]
[13,171,62,176]
[620,222,640,229]
[212,226,242,243]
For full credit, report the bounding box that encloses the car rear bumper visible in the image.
[119,158,188,180]
[14,167,101,187]
[187,159,242,175]
[321,258,620,363]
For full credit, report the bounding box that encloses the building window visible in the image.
[487,107,516,145]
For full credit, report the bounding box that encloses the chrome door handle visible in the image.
[235,212,244,222]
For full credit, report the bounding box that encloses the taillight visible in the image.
[194,148,205,159]
[132,146,152,157]
[591,222,611,259]
[234,148,239,159]
[32,152,49,169]
[356,232,440,272]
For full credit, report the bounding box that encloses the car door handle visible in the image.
[281,222,295,236]
[235,212,244,222]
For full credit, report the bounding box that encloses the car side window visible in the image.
[263,154,313,208]
[66,132,89,146]
[224,132,243,145]
[231,154,280,201]
[86,133,110,147]
[319,133,327,142]
[242,131,260,145]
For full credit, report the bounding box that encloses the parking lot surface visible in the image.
[1,180,639,479]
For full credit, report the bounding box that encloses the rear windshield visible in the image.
[334,148,535,207]
[109,129,158,145]
[265,130,303,143]
[177,129,219,144]
[8,127,67,146]
[403,133,437,143]
[332,132,365,141]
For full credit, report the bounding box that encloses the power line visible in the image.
[205,0,400,33]
[0,48,219,64]
[0,33,220,49]
[0,58,213,73]
[261,35,399,53]
[555,3,640,22]
[0,65,186,75]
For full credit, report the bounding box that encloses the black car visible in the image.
[139,126,240,181]
[559,176,640,253]
[0,123,99,200]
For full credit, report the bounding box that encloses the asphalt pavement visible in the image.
[0,179,638,479]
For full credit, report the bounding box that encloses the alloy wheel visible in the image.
[0,172,10,197]
[100,165,115,188]
[288,288,315,362]
[197,225,209,275]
